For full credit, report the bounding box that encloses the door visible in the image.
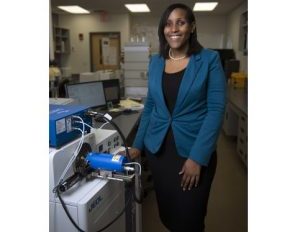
[90,32,121,71]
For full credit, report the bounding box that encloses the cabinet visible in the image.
[239,11,248,56]
[123,42,150,97]
[223,104,239,136]
[237,112,248,165]
[223,86,248,166]
[54,27,70,54]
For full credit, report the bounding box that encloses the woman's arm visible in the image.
[189,51,226,166]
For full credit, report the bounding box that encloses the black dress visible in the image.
[145,68,217,232]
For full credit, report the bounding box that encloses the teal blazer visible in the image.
[133,48,226,166]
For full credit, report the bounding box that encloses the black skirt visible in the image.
[145,128,217,232]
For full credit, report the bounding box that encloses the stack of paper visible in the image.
[119,99,144,110]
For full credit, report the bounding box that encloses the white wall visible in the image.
[129,14,228,53]
[58,13,130,73]
[49,2,54,61]
[55,6,247,74]
[196,15,228,49]
[227,2,248,73]
[129,15,160,53]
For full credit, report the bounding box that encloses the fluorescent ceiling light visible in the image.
[193,2,218,11]
[58,5,90,14]
[125,4,150,13]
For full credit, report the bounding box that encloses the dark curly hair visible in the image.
[158,3,203,58]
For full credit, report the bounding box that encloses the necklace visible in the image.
[169,48,186,61]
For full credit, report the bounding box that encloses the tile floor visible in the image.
[141,131,248,232]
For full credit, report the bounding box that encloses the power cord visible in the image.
[58,116,86,186]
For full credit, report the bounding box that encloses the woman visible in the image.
[128,3,226,231]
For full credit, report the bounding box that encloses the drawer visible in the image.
[238,127,247,144]
[222,104,239,136]
[237,135,247,152]
[124,51,150,62]
[237,136,247,162]
[238,126,247,137]
[237,144,248,165]
[237,136,247,149]
[124,78,148,87]
[238,113,248,146]
[124,62,149,70]
[239,113,247,131]
[124,70,148,79]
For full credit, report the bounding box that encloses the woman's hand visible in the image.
[179,159,201,191]
[118,147,141,160]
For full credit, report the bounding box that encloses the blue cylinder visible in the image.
[85,152,128,173]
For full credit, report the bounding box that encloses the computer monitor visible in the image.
[102,79,121,106]
[212,49,236,68]
[65,81,106,109]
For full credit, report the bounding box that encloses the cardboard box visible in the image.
[231,72,247,88]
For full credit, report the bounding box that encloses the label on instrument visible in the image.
[56,118,66,134]
[112,155,121,162]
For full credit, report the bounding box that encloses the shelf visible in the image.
[54,27,70,55]
[239,11,248,56]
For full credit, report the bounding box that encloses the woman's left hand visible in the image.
[179,159,201,191]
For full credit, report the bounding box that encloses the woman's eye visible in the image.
[165,20,186,28]
[177,20,186,26]
[166,22,172,27]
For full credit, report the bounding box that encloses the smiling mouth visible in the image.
[169,35,181,40]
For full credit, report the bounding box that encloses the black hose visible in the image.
[56,187,84,232]
[95,114,143,204]
[95,114,131,162]
[56,111,143,232]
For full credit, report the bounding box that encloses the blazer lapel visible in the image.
[153,56,170,116]
[173,53,203,115]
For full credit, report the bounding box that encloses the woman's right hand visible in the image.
[118,147,141,160]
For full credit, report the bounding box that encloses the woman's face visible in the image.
[164,8,194,51]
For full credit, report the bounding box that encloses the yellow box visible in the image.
[231,72,247,88]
